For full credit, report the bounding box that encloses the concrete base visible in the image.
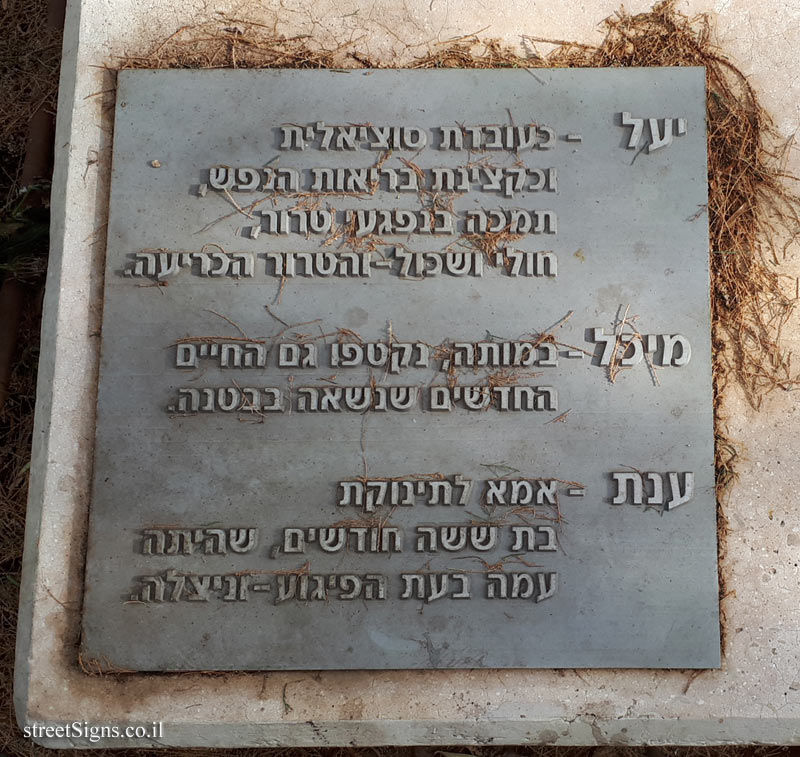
[14,0,800,747]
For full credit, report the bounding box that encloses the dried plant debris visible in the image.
[118,22,344,71]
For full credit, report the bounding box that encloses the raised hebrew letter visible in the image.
[537,479,558,505]
[156,252,181,280]
[186,575,212,601]
[464,126,482,149]
[451,573,470,599]
[222,574,248,602]
[345,167,370,193]
[428,480,452,505]
[662,334,691,366]
[388,385,417,411]
[275,167,299,192]
[440,526,467,551]
[538,526,557,551]
[416,526,437,553]
[344,386,371,412]
[262,387,282,411]
[230,252,253,277]
[427,574,448,603]
[280,125,307,150]
[320,527,346,552]
[469,525,497,551]
[310,167,333,192]
[235,167,260,191]
[533,210,557,234]
[229,528,256,553]
[297,386,319,412]
[349,527,368,552]
[363,574,387,600]
[369,126,391,150]
[516,125,538,151]
[401,573,424,599]
[645,472,663,505]
[444,251,471,276]
[666,471,694,510]
[132,251,157,277]
[279,343,300,367]
[613,471,643,505]
[354,209,377,237]
[209,166,233,190]
[334,126,358,151]
[590,327,617,366]
[620,335,643,366]
[175,343,197,368]
[453,474,472,505]
[430,386,451,411]
[511,480,533,505]
[511,573,535,599]
[504,167,526,197]
[487,572,508,599]
[276,575,298,603]
[203,528,226,555]
[648,118,673,152]
[381,527,402,552]
[260,209,288,235]
[351,485,381,516]
[439,126,463,150]
[465,209,488,234]
[622,113,687,151]
[432,167,455,191]
[611,471,694,510]
[332,342,364,368]
[339,481,363,506]
[511,526,535,552]
[243,342,265,368]
[513,385,536,411]
[220,343,242,368]
[488,209,506,233]
[484,126,503,149]
[140,575,166,602]
[535,251,557,277]
[216,386,240,412]
[320,386,343,412]
[164,568,186,598]
[308,575,327,601]
[165,529,194,556]
[621,112,644,149]
[452,342,474,367]
[528,168,546,191]
[283,528,305,553]
[486,479,508,505]
[338,574,362,599]
[537,126,555,149]
[142,529,165,555]
[482,166,503,191]
[536,572,558,602]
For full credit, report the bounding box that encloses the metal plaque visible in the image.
[81,68,719,670]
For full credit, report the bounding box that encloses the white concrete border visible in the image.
[14,0,800,747]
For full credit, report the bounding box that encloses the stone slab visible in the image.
[80,67,717,671]
[13,0,800,748]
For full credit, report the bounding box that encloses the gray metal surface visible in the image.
[81,68,718,671]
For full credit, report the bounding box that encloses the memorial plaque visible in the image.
[81,68,719,670]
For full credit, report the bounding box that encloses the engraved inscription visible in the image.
[88,69,716,671]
